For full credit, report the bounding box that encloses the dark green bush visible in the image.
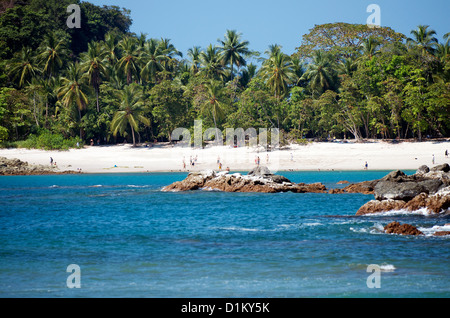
[16,130,83,150]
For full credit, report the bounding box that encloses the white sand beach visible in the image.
[0,140,449,173]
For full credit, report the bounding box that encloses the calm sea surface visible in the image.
[0,171,449,297]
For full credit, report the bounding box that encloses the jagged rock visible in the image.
[404,192,450,214]
[162,167,327,193]
[356,199,407,216]
[384,221,423,236]
[417,165,430,174]
[431,163,450,173]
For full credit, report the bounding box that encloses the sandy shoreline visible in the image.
[0,140,449,174]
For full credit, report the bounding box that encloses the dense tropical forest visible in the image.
[0,0,449,149]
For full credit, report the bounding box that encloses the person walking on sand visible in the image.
[50,157,53,165]
[432,154,435,165]
[445,150,448,158]
[364,161,368,170]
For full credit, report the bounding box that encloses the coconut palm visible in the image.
[187,46,202,75]
[110,83,150,147]
[37,31,68,82]
[217,30,252,80]
[360,36,381,59]
[199,44,226,81]
[435,42,450,62]
[117,36,142,84]
[201,80,225,131]
[158,38,182,80]
[238,63,257,88]
[8,47,41,88]
[57,62,89,138]
[259,46,295,100]
[301,50,337,96]
[140,38,167,84]
[337,57,357,76]
[103,31,120,65]
[407,25,438,55]
[80,41,107,112]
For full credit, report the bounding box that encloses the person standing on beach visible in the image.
[364,161,368,170]
[446,150,448,158]
[432,154,435,165]
[50,157,53,165]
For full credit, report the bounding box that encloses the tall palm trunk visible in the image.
[131,124,136,147]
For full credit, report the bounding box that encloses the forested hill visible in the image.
[0,0,449,149]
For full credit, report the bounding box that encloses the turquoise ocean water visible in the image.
[0,171,449,298]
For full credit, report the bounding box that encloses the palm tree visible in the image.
[103,31,120,65]
[80,41,107,112]
[158,38,182,80]
[337,57,357,76]
[110,84,150,147]
[199,44,226,81]
[8,47,41,88]
[291,56,305,86]
[57,62,89,138]
[217,30,252,80]
[360,36,381,59]
[140,38,167,84]
[201,80,225,132]
[37,31,68,82]
[117,36,142,84]
[187,46,202,75]
[407,25,438,55]
[301,50,337,96]
[259,46,295,100]
[238,63,257,88]
[435,42,450,62]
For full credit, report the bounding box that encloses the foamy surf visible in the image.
[418,224,450,237]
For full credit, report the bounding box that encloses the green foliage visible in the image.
[17,129,83,150]
[0,5,449,149]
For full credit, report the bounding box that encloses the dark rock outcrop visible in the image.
[384,221,423,236]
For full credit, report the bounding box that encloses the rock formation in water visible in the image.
[162,166,327,193]
[0,156,75,175]
[384,221,424,236]
[355,164,450,216]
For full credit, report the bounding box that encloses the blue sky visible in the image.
[88,0,449,59]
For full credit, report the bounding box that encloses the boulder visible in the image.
[384,221,423,236]
[416,165,430,174]
[374,179,443,201]
[356,199,406,216]
[431,163,450,173]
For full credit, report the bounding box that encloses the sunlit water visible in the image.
[0,171,449,297]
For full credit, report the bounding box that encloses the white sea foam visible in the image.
[380,264,396,272]
[418,224,450,237]
[350,223,385,235]
[362,207,433,217]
